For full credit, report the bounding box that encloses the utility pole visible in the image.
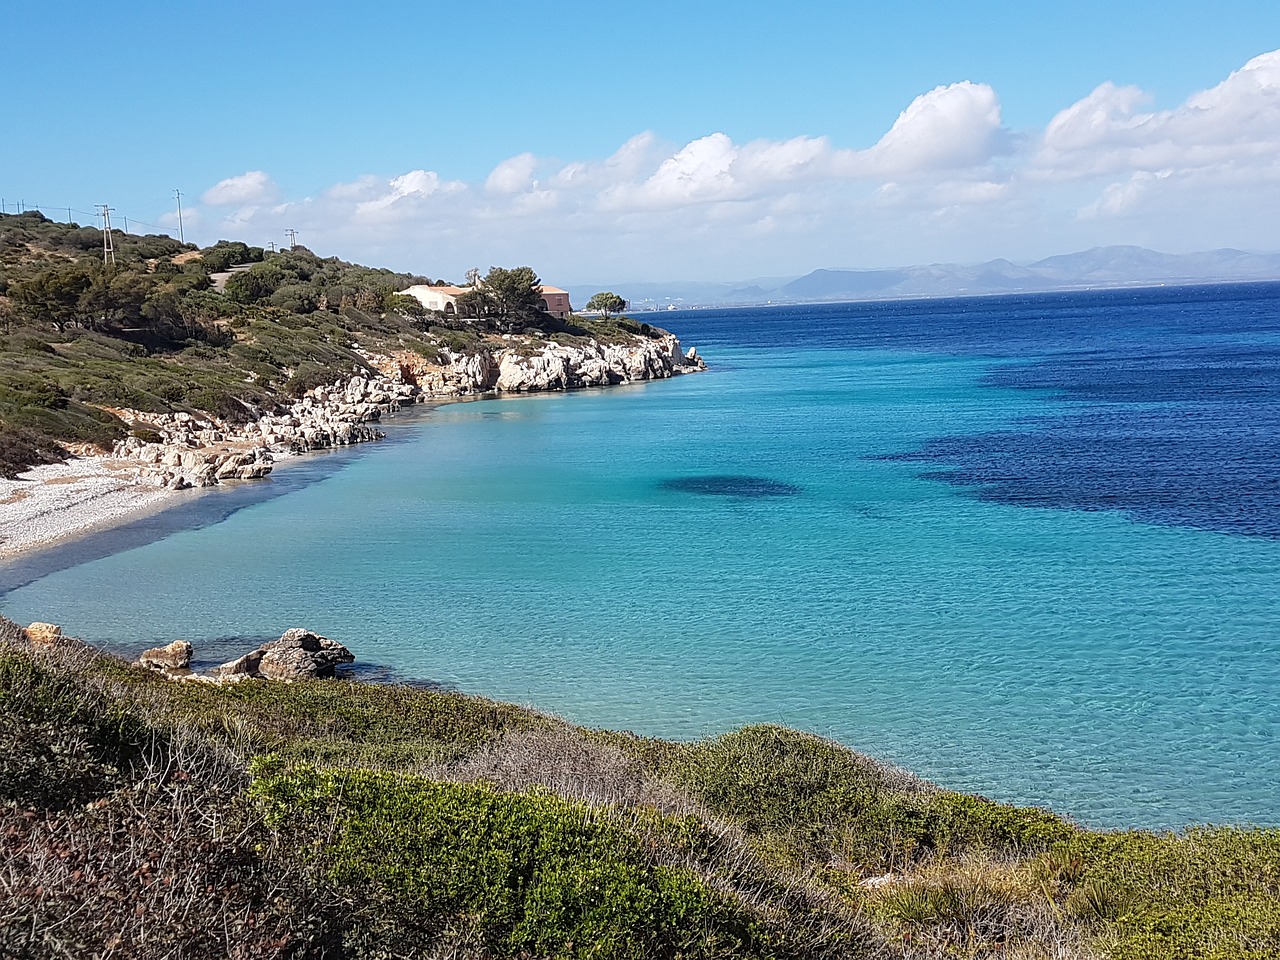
[174,189,185,244]
[267,241,276,253]
[98,204,116,266]
[67,206,73,223]
[122,215,129,234]
[285,228,298,250]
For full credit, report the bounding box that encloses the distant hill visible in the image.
[579,246,1280,310]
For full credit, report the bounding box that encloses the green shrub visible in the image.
[0,427,66,476]
[0,373,67,409]
[654,725,1075,873]
[13,335,56,354]
[284,362,340,397]
[185,387,255,423]
[1052,828,1280,959]
[249,762,765,958]
[0,644,148,809]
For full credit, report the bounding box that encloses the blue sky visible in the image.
[6,1,1280,282]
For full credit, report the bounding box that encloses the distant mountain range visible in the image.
[566,246,1280,311]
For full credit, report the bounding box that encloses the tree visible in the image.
[455,286,495,320]
[585,292,627,318]
[482,266,543,325]
[224,262,287,304]
[8,263,94,329]
[388,293,427,321]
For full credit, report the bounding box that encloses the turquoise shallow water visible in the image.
[4,289,1280,829]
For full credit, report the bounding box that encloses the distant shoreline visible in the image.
[626,275,1280,313]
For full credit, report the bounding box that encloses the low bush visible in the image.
[652,725,1076,873]
[0,426,66,477]
[1057,828,1280,959]
[284,362,342,398]
[249,762,769,958]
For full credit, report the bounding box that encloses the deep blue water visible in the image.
[4,282,1279,829]
[675,284,1280,538]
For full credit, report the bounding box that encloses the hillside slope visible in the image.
[3,620,1278,959]
[0,212,698,479]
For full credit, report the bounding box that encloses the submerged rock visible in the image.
[660,475,802,498]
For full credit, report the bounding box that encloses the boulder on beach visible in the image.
[213,628,354,681]
[137,639,193,672]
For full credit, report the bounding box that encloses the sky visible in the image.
[5,1,1280,284]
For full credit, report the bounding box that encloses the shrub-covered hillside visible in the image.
[0,212,653,478]
[3,619,1277,959]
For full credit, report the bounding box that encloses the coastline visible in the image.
[0,457,180,559]
[1,333,704,561]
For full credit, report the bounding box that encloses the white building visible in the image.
[399,283,573,320]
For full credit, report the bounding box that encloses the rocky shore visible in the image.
[22,620,356,683]
[0,333,704,557]
[382,331,704,396]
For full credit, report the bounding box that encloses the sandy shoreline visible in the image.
[0,456,186,560]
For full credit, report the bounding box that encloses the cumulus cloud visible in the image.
[852,81,1008,175]
[353,169,466,218]
[1036,49,1280,180]
[201,170,278,206]
[639,133,739,203]
[486,153,540,194]
[1077,171,1169,220]
[186,50,1280,279]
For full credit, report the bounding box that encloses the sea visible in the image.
[3,282,1279,830]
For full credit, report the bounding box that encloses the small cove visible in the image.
[5,285,1280,829]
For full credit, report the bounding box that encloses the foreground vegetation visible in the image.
[0,212,662,477]
[2,618,1277,958]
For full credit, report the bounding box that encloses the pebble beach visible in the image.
[0,456,179,558]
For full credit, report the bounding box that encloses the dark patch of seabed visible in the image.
[660,475,802,499]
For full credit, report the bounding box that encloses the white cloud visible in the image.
[1078,171,1172,220]
[353,169,466,219]
[485,153,539,194]
[641,133,739,203]
[1035,50,1280,181]
[186,50,1280,280]
[201,170,278,206]
[854,81,1007,175]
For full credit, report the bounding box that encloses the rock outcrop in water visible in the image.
[213,629,355,681]
[22,622,73,649]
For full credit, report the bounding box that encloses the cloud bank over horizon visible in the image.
[190,50,1280,283]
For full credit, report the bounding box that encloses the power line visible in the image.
[1,193,183,236]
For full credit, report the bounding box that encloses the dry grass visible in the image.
[425,724,692,814]
[855,853,1101,959]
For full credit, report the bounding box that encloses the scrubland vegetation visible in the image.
[0,212,658,478]
[3,617,1277,959]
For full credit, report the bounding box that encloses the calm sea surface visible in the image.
[4,283,1280,829]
